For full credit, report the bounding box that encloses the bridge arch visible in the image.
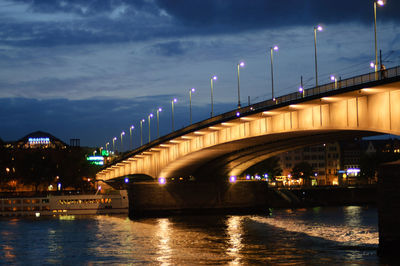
[97,77,400,182]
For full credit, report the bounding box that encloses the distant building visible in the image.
[3,131,68,150]
[278,142,341,186]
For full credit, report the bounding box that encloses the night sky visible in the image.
[1,0,400,149]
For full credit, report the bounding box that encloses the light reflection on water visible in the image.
[0,206,380,265]
[226,216,243,265]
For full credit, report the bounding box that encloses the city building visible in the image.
[278,142,341,186]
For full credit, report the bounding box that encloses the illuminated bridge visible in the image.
[97,66,400,183]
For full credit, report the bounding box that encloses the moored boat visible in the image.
[0,190,129,217]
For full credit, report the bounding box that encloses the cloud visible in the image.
[148,40,195,57]
[156,0,400,31]
[2,0,399,48]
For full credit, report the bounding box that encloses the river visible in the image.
[0,206,383,265]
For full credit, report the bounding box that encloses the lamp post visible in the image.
[237,61,245,108]
[129,125,134,150]
[140,119,145,146]
[374,0,385,79]
[148,113,153,143]
[105,142,109,151]
[314,25,323,87]
[120,131,125,152]
[330,75,338,89]
[112,137,117,152]
[171,98,177,131]
[156,107,162,138]
[299,76,304,98]
[189,88,195,125]
[270,45,279,101]
[210,75,217,117]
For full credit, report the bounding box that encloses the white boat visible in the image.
[0,190,129,217]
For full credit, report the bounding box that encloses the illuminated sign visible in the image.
[29,137,50,145]
[101,150,110,157]
[346,168,360,174]
[86,156,104,165]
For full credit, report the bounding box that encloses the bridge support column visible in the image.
[127,181,269,218]
[378,160,400,257]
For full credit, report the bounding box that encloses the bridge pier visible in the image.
[126,180,269,218]
[378,160,400,258]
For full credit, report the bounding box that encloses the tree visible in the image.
[291,161,313,186]
[15,149,58,192]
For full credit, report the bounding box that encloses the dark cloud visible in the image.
[0,95,234,147]
[2,0,399,48]
[156,0,400,30]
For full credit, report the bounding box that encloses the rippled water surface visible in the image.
[0,206,382,265]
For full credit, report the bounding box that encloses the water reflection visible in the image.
[344,206,362,227]
[156,218,172,265]
[226,216,244,265]
[0,207,379,264]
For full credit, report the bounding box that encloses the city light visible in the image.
[158,177,166,185]
[229,176,237,183]
[124,178,129,183]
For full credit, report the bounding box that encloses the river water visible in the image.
[0,206,383,265]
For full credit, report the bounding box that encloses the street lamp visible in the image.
[148,113,153,143]
[129,125,134,150]
[330,75,338,89]
[374,0,385,79]
[171,98,177,131]
[105,142,109,151]
[112,137,117,152]
[140,119,145,146]
[270,45,279,101]
[120,131,125,152]
[156,107,162,138]
[314,25,323,87]
[189,88,195,125]
[237,61,245,108]
[210,75,218,117]
[299,75,304,98]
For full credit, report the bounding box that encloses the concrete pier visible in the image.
[127,180,269,217]
[378,160,400,257]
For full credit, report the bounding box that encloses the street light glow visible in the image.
[273,45,279,51]
[370,62,375,68]
[330,75,336,81]
[239,61,245,67]
[212,75,218,80]
[317,25,323,31]
[173,98,177,103]
[191,88,195,92]
[299,86,303,92]
[158,177,166,185]
[377,0,384,6]
[158,107,162,112]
